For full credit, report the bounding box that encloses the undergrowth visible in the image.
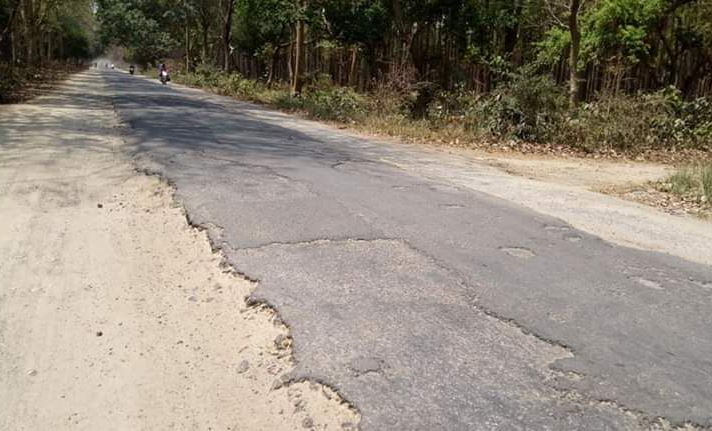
[172,65,712,159]
[659,162,712,206]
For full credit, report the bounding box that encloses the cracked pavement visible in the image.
[102,70,712,430]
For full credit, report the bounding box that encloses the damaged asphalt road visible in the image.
[104,70,712,430]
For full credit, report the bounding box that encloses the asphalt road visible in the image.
[103,70,712,430]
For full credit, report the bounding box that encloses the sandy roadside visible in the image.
[0,72,358,429]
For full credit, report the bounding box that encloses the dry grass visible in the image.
[657,162,712,209]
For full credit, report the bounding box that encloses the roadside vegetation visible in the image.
[0,0,97,103]
[174,65,712,160]
[659,162,712,207]
[96,0,712,160]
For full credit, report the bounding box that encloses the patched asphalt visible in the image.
[103,70,712,429]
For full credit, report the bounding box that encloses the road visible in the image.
[0,72,356,430]
[3,69,712,430]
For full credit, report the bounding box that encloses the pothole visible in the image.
[632,277,664,290]
[564,233,583,243]
[440,203,465,209]
[500,247,536,259]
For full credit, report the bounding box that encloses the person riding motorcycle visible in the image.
[158,63,170,84]
[129,65,136,75]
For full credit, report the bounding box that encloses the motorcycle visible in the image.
[159,70,170,85]
[129,65,135,75]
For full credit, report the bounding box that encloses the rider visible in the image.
[159,63,168,78]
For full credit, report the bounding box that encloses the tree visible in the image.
[221,0,235,70]
[291,0,305,94]
[96,0,175,66]
[569,0,582,106]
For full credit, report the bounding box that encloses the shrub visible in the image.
[472,70,567,141]
[276,86,367,123]
[307,86,367,122]
[556,89,712,154]
[427,84,479,130]
[554,94,663,153]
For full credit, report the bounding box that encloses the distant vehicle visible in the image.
[110,63,115,69]
[129,65,135,75]
[159,64,170,85]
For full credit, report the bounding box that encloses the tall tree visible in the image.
[221,0,235,70]
[291,0,305,94]
[569,0,582,106]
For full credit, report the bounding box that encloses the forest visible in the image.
[2,0,712,155]
[89,0,712,99]
[92,0,712,156]
[0,0,96,101]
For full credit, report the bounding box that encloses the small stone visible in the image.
[27,369,38,376]
[187,295,198,302]
[97,203,103,208]
[96,331,103,337]
[236,360,250,374]
[341,422,356,430]
[302,417,314,428]
[270,375,289,391]
[274,334,290,350]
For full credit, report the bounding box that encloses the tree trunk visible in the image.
[568,0,582,107]
[222,0,235,71]
[349,47,358,87]
[267,46,280,88]
[200,19,209,65]
[292,0,306,95]
[0,0,20,47]
[185,24,191,71]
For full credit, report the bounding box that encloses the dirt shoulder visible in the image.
[0,63,86,104]
[0,71,358,429]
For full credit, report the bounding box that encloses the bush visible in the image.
[556,89,712,154]
[175,65,710,158]
[471,70,567,141]
[427,84,479,130]
[276,85,367,123]
[307,86,367,122]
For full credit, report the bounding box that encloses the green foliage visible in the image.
[96,0,176,65]
[89,0,712,160]
[276,86,367,123]
[473,69,567,141]
[554,90,712,154]
[234,0,296,57]
[535,27,570,67]
[321,0,389,49]
[580,0,664,66]
[647,88,712,148]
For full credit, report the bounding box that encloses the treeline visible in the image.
[0,0,96,66]
[97,0,712,102]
